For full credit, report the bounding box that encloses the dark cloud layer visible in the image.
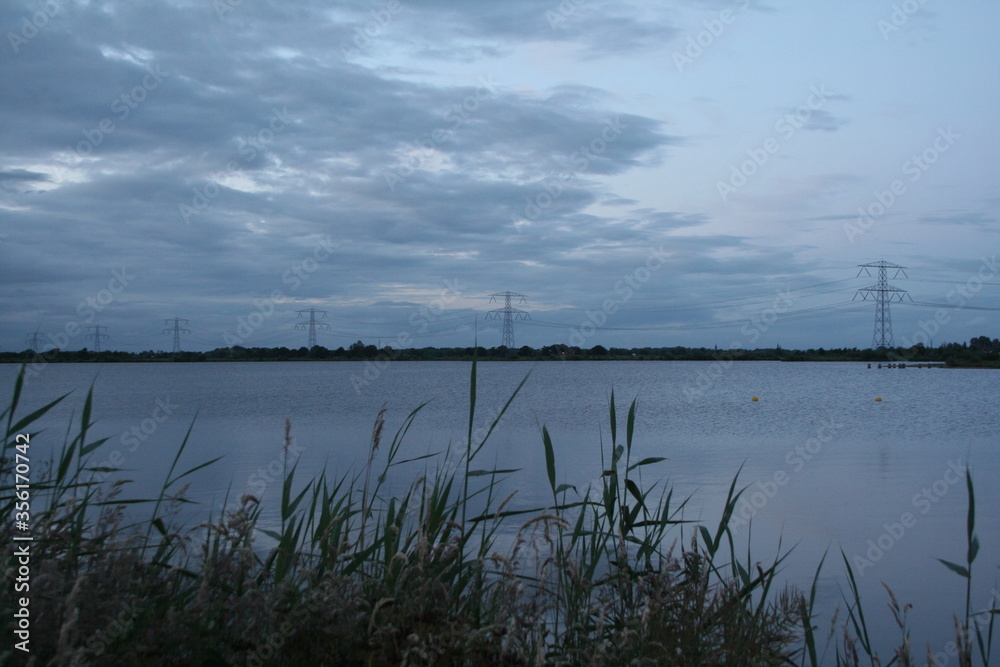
[0,1,994,352]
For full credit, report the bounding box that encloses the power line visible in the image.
[162,318,191,353]
[906,278,1000,287]
[523,302,867,333]
[295,308,330,348]
[901,301,1000,312]
[580,278,858,313]
[854,260,911,349]
[87,325,109,352]
[486,291,529,352]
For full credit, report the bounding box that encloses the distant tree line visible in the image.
[2,337,998,368]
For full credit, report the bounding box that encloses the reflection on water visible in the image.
[3,360,998,655]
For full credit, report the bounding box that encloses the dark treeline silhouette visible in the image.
[2,337,998,367]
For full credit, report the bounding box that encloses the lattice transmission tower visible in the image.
[87,325,109,352]
[295,308,329,348]
[486,292,529,352]
[163,318,191,353]
[854,260,911,349]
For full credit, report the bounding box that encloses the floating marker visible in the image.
[751,396,759,401]
[875,397,883,402]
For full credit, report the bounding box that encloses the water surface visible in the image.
[3,360,997,657]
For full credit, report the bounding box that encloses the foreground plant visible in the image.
[1,361,995,665]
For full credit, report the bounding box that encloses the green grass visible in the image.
[1,360,996,665]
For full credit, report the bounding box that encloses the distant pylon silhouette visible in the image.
[163,318,191,353]
[854,260,911,349]
[295,308,329,348]
[486,292,529,352]
[87,325,109,352]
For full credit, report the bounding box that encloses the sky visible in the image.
[1,0,998,353]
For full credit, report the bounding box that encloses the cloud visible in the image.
[1,0,995,352]
[0,168,50,182]
[341,0,681,60]
[801,109,850,132]
[918,211,998,229]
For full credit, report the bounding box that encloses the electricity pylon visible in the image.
[163,318,191,353]
[87,325,109,352]
[295,308,329,348]
[486,292,529,352]
[854,260,911,349]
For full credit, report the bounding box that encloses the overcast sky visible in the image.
[1,0,998,353]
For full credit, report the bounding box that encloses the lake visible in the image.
[3,360,998,659]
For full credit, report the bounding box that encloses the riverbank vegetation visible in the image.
[1,361,996,665]
[2,335,998,368]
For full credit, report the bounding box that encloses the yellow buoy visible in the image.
[751,397,759,401]
[875,397,883,402]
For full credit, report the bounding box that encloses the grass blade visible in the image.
[543,425,556,495]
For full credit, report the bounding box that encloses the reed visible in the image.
[0,361,995,665]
